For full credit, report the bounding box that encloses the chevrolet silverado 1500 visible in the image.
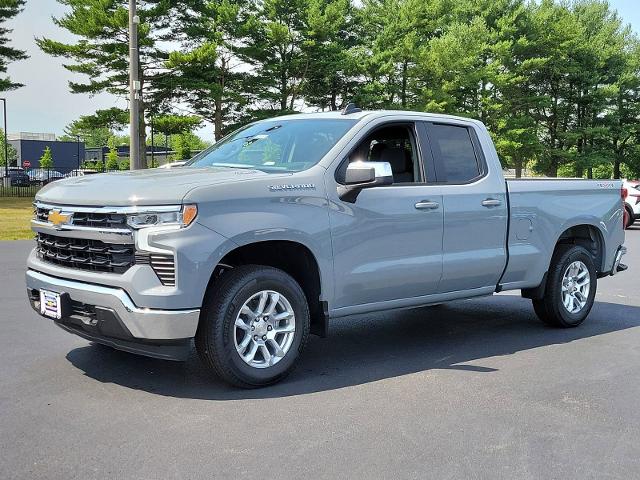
[26,108,627,387]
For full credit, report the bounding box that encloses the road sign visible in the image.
[22,160,31,168]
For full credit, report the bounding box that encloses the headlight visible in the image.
[127,204,198,229]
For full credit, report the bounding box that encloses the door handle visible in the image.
[415,200,440,210]
[481,198,502,207]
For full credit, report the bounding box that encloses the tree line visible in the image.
[3,0,640,177]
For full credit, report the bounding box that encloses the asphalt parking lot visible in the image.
[1,232,640,480]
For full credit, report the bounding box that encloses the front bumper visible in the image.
[26,219,229,311]
[26,269,200,360]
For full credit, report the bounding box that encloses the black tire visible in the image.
[532,244,597,328]
[625,205,635,228]
[195,265,310,388]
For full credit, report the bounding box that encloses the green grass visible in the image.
[0,197,35,240]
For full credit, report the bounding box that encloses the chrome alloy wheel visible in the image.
[561,260,591,314]
[233,290,296,369]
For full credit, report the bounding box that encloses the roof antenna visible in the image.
[341,102,362,115]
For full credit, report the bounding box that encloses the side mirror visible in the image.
[338,161,393,202]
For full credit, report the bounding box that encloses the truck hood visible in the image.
[36,167,270,206]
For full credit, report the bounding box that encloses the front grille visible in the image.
[35,206,48,222]
[71,212,128,228]
[36,233,135,274]
[35,203,177,286]
[36,206,127,229]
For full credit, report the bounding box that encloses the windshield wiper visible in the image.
[233,125,282,144]
[207,163,258,169]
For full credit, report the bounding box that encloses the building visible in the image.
[85,145,173,167]
[8,133,85,173]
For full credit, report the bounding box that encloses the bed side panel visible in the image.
[501,179,623,290]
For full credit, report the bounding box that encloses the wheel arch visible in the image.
[206,240,328,337]
[554,223,605,272]
[522,223,605,300]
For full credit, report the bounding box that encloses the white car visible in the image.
[158,161,186,169]
[623,180,640,228]
[65,169,100,178]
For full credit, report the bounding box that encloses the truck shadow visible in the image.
[66,296,640,400]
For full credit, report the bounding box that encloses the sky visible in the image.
[4,0,640,143]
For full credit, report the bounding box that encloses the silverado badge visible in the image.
[268,183,316,192]
[48,210,73,228]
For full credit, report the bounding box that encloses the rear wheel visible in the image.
[196,265,310,388]
[532,245,597,328]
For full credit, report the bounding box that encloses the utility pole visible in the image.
[1,98,8,181]
[129,0,142,170]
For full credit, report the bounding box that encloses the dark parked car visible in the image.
[2,167,30,187]
[28,169,65,186]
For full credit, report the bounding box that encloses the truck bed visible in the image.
[499,179,625,290]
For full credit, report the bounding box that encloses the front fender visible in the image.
[188,176,334,305]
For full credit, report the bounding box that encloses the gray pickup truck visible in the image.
[26,108,627,387]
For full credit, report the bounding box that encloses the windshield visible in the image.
[186,118,358,173]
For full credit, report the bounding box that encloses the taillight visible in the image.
[622,187,628,230]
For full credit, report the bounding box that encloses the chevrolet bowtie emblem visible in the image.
[48,209,72,228]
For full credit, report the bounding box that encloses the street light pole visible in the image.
[150,114,155,168]
[1,98,8,179]
[129,0,141,170]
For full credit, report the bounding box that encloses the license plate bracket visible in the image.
[39,289,64,319]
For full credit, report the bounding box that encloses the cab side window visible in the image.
[348,124,421,184]
[428,124,483,183]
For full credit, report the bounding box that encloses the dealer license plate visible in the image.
[40,289,62,319]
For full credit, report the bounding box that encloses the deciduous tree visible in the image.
[39,147,54,169]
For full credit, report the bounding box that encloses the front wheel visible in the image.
[532,245,597,328]
[196,265,310,388]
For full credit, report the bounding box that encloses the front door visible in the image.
[328,122,444,310]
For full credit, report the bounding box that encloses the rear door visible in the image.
[423,122,508,293]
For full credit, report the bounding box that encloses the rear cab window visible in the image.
[425,123,485,184]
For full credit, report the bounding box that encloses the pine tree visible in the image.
[243,0,316,112]
[355,0,451,109]
[0,0,27,91]
[37,1,174,163]
[302,0,355,111]
[489,0,545,177]
[167,0,253,140]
